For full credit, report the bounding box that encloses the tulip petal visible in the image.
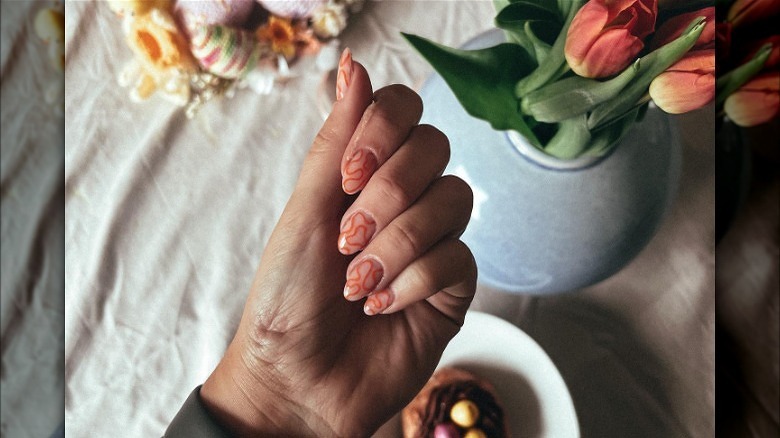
[650,70,714,113]
[573,28,643,77]
[724,72,780,127]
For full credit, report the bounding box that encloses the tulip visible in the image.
[649,49,715,113]
[724,72,780,127]
[565,0,658,78]
[727,0,780,27]
[649,7,715,50]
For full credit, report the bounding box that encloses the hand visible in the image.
[200,50,476,437]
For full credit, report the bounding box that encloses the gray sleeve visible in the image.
[163,386,232,437]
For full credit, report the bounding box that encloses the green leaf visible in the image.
[495,1,561,58]
[402,33,540,146]
[521,59,640,123]
[514,0,584,97]
[557,0,578,19]
[583,105,642,157]
[716,43,771,108]
[524,21,552,63]
[587,17,706,130]
[542,115,591,159]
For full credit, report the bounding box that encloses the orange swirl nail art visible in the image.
[344,258,383,301]
[336,47,353,101]
[338,211,376,255]
[342,149,377,194]
[364,290,394,316]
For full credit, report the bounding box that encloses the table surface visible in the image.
[3,1,722,436]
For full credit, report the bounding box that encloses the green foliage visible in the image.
[402,33,541,147]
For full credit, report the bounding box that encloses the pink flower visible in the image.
[724,72,780,127]
[649,49,715,113]
[650,7,715,50]
[565,0,658,78]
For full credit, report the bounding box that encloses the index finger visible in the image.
[290,49,374,218]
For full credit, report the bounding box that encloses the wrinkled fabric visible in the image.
[0,1,731,437]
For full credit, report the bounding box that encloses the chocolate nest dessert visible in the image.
[402,367,508,438]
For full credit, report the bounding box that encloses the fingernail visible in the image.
[336,47,353,101]
[338,211,376,255]
[342,149,377,194]
[364,289,394,316]
[343,257,383,301]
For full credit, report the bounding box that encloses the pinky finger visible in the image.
[364,239,477,324]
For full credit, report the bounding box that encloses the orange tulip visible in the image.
[649,49,715,113]
[650,7,715,50]
[724,72,780,127]
[727,0,780,27]
[565,0,658,78]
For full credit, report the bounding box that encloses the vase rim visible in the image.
[505,130,608,171]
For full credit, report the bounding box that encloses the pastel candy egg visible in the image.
[175,0,256,29]
[464,428,487,438]
[450,399,479,428]
[257,0,327,19]
[434,423,461,438]
[190,25,259,78]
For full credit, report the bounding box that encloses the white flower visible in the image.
[311,3,348,39]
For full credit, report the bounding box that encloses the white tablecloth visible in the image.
[1,1,728,436]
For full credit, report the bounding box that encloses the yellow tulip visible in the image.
[649,49,715,113]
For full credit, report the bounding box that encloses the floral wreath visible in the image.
[106,0,364,117]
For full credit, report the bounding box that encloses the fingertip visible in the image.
[334,51,373,109]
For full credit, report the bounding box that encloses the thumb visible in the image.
[289,50,374,220]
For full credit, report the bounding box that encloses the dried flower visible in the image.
[565,0,658,78]
[256,16,298,59]
[311,2,348,39]
[126,8,196,75]
[649,49,715,113]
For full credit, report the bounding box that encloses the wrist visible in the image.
[199,342,332,437]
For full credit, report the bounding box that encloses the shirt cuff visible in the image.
[163,385,232,437]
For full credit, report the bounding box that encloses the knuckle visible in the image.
[374,171,417,208]
[310,126,338,156]
[406,263,437,294]
[412,124,450,163]
[363,102,407,134]
[440,175,474,211]
[385,220,424,256]
[374,84,423,118]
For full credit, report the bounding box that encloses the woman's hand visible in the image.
[200,49,477,437]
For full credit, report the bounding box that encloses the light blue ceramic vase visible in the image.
[419,30,682,294]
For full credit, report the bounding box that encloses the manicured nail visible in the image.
[342,149,377,194]
[343,257,383,301]
[364,290,394,316]
[338,211,376,255]
[336,47,353,101]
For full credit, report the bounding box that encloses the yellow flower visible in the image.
[126,8,195,75]
[256,16,298,60]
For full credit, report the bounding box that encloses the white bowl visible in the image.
[374,311,579,437]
